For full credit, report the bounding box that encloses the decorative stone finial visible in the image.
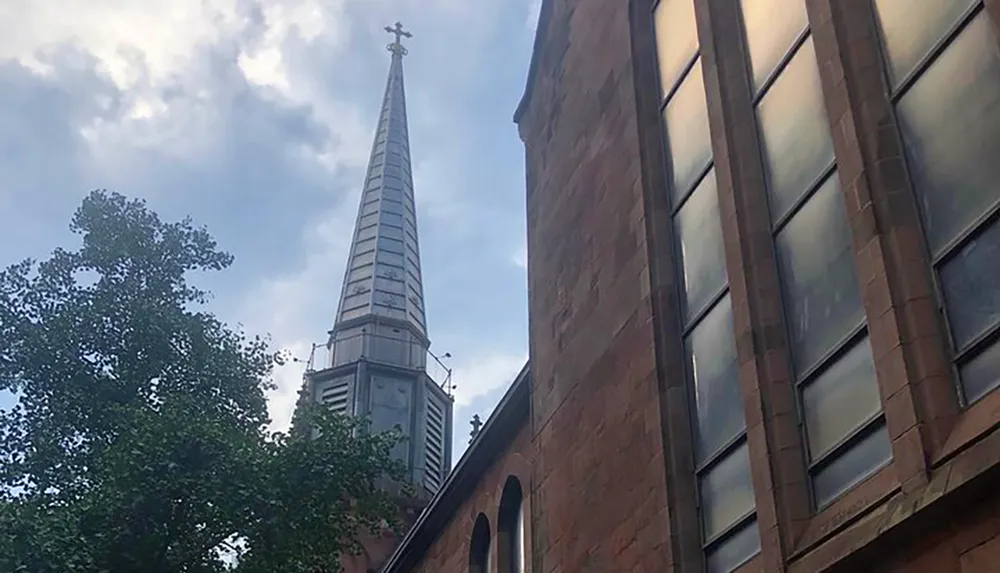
[469,414,483,444]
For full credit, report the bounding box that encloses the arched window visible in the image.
[497,476,526,573]
[469,512,492,573]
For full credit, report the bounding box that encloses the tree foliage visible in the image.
[0,190,406,572]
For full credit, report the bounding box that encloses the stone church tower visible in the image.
[299,23,454,572]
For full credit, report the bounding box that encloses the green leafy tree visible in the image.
[0,190,406,572]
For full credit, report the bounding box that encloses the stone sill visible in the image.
[786,410,1000,573]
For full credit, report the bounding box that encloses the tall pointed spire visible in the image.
[307,24,452,501]
[332,22,428,351]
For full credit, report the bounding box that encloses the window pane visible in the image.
[775,174,865,375]
[801,338,881,461]
[939,219,1000,351]
[873,0,978,88]
[699,443,755,541]
[706,519,761,573]
[675,169,727,323]
[686,295,745,461]
[664,61,713,205]
[896,13,1000,256]
[739,0,809,92]
[813,424,892,508]
[757,37,835,223]
[960,339,1000,404]
[653,0,699,96]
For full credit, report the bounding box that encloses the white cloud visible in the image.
[511,244,528,269]
[0,0,244,88]
[448,352,527,407]
[0,0,535,441]
[236,197,360,431]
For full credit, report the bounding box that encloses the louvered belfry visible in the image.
[304,23,453,500]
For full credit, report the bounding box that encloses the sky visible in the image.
[0,0,543,463]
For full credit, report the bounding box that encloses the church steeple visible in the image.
[306,24,453,502]
[332,22,427,344]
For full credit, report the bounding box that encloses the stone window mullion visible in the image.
[693,0,813,562]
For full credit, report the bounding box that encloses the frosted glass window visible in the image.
[515,505,526,573]
[895,12,1000,257]
[812,425,892,508]
[939,220,1000,350]
[960,338,1000,404]
[706,518,761,573]
[739,0,809,92]
[699,443,755,540]
[756,37,835,224]
[873,0,978,88]
[675,169,727,323]
[663,61,712,204]
[653,0,699,95]
[686,295,745,462]
[801,339,882,460]
[774,174,865,375]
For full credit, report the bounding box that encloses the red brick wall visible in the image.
[877,490,1000,572]
[517,0,673,571]
[406,422,533,573]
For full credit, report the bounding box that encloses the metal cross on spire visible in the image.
[385,22,412,56]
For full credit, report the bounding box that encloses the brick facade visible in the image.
[378,1,1000,572]
[407,424,533,573]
